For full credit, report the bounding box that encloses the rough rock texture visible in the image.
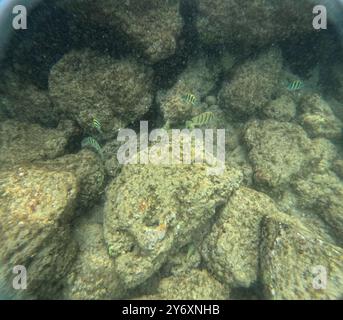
[201,187,288,288]
[62,218,125,299]
[49,50,154,136]
[244,120,315,189]
[263,95,296,122]
[219,49,283,118]
[260,215,343,300]
[161,243,202,277]
[104,141,242,289]
[293,171,343,241]
[0,166,78,299]
[0,70,58,127]
[299,94,342,140]
[333,159,343,180]
[0,120,71,166]
[57,0,183,63]
[35,150,105,208]
[139,270,228,300]
[196,0,314,48]
[158,55,221,125]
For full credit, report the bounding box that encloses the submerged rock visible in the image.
[104,142,242,289]
[57,0,183,63]
[260,215,343,300]
[299,94,342,140]
[158,55,221,125]
[196,0,313,49]
[201,187,289,288]
[219,49,283,118]
[62,218,125,299]
[263,95,296,122]
[0,70,58,127]
[139,270,228,300]
[244,120,314,189]
[0,120,71,166]
[293,171,343,241]
[0,165,78,299]
[49,49,154,136]
[35,150,105,209]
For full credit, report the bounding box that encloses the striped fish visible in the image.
[81,137,103,159]
[182,93,197,105]
[186,111,215,129]
[92,117,103,134]
[287,80,304,91]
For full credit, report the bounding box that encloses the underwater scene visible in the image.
[0,0,343,300]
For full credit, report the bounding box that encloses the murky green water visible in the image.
[0,0,343,300]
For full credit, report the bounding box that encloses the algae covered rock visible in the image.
[196,0,313,48]
[293,171,343,240]
[104,143,242,289]
[158,55,221,125]
[263,95,296,122]
[62,218,125,300]
[219,49,283,118]
[260,215,343,300]
[201,187,285,288]
[244,120,314,189]
[57,0,183,63]
[0,165,78,299]
[140,270,228,300]
[49,49,154,136]
[35,150,105,208]
[299,94,342,140]
[0,70,58,127]
[0,120,71,166]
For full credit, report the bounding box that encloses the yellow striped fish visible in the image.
[287,80,304,91]
[92,117,103,134]
[186,112,214,129]
[182,93,197,105]
[81,137,103,159]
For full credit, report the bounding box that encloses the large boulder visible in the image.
[49,50,154,136]
[57,0,183,63]
[104,139,242,289]
[196,0,314,48]
[219,49,283,118]
[0,166,78,299]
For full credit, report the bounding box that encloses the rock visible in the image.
[139,270,228,300]
[244,120,314,189]
[205,95,217,107]
[161,243,201,277]
[57,0,183,63]
[49,49,154,136]
[0,70,58,127]
[260,215,343,299]
[299,94,342,140]
[0,120,71,166]
[201,187,287,288]
[196,0,313,48]
[332,159,343,180]
[0,165,78,299]
[293,171,343,241]
[62,218,125,299]
[158,55,221,125]
[219,48,283,118]
[263,95,296,122]
[104,140,242,289]
[35,150,105,208]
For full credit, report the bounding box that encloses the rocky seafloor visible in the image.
[0,0,343,300]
